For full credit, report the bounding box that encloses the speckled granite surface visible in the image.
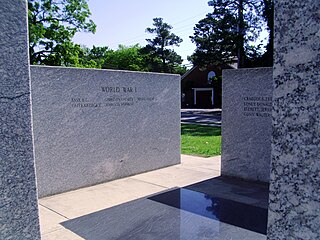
[222,68,273,183]
[0,1,40,239]
[31,66,181,197]
[267,1,320,239]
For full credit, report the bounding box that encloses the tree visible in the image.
[190,0,266,68]
[143,18,184,73]
[77,45,150,71]
[261,0,274,65]
[103,45,149,71]
[139,45,163,72]
[189,10,238,66]
[28,0,96,65]
[78,46,111,68]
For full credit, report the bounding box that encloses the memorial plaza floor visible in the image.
[39,155,269,240]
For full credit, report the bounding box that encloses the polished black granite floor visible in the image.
[62,177,268,240]
[185,176,269,209]
[149,188,267,234]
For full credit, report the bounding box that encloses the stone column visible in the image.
[0,1,41,239]
[268,1,320,239]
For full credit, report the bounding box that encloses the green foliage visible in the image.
[181,124,221,157]
[103,45,149,71]
[78,46,111,68]
[27,2,187,74]
[252,0,274,66]
[78,44,154,72]
[28,0,96,65]
[145,18,183,48]
[143,18,184,73]
[190,0,273,68]
[189,11,238,66]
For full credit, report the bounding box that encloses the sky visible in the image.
[72,0,212,66]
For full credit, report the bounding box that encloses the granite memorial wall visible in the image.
[221,68,273,182]
[0,1,41,239]
[267,0,320,239]
[30,66,181,197]
[1,0,319,238]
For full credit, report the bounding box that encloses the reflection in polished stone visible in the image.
[62,187,267,240]
[149,188,267,234]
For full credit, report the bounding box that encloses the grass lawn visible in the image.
[181,124,221,157]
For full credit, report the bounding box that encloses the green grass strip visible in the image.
[181,124,221,157]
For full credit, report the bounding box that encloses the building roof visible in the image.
[181,64,236,80]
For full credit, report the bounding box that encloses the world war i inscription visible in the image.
[30,66,181,197]
[222,68,273,182]
[71,86,154,108]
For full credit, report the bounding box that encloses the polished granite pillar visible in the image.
[268,1,320,239]
[0,0,41,239]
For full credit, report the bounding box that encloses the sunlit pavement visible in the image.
[39,154,268,240]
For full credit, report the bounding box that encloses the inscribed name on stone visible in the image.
[30,66,181,197]
[222,67,273,182]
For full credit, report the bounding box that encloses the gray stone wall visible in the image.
[31,66,181,197]
[267,1,320,239]
[0,1,40,239]
[222,68,273,182]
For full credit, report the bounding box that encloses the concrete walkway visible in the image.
[39,155,221,239]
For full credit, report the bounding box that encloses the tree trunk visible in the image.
[237,0,245,68]
[161,41,166,72]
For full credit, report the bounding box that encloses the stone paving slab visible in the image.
[60,196,266,240]
[39,155,221,238]
[39,178,166,220]
[39,205,67,235]
[41,228,83,240]
[131,166,219,188]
